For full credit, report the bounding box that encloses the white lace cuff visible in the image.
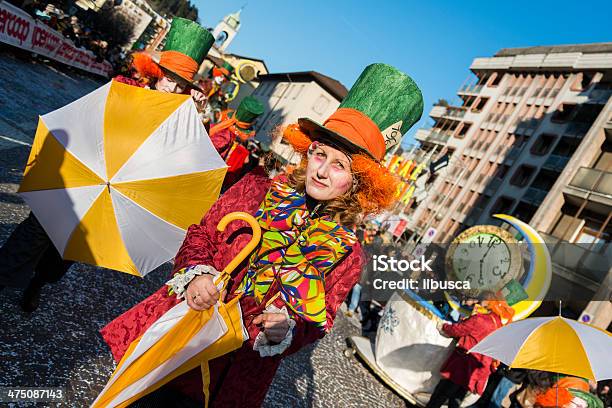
[253,305,296,357]
[166,264,220,299]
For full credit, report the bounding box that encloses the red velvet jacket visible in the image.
[100,170,365,407]
[440,313,502,395]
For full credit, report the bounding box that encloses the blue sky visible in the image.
[195,1,612,147]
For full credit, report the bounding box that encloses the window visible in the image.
[491,196,515,214]
[573,104,604,124]
[530,169,559,190]
[531,133,557,156]
[494,164,511,179]
[312,95,330,115]
[551,103,577,123]
[513,134,530,149]
[472,97,489,113]
[552,137,579,157]
[214,31,228,48]
[489,73,502,87]
[457,123,471,138]
[512,201,538,222]
[510,165,536,187]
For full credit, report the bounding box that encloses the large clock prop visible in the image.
[444,214,552,320]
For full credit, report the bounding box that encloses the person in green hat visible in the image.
[199,60,237,125]
[120,17,215,106]
[209,95,265,190]
[100,63,423,407]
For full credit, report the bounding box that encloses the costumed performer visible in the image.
[427,298,516,408]
[209,95,265,190]
[100,62,424,407]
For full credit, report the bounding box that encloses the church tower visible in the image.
[212,8,241,52]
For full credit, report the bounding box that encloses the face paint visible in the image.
[305,142,353,201]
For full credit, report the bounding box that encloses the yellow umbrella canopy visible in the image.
[471,316,612,381]
[18,81,227,276]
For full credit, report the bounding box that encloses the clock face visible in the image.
[446,225,522,294]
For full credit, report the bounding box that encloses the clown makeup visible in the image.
[305,142,354,201]
[155,76,185,94]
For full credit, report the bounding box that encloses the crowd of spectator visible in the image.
[8,0,126,66]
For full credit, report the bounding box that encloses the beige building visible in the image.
[115,0,153,49]
[113,0,169,50]
[250,71,348,163]
[411,43,612,327]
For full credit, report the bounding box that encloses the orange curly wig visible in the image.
[131,53,164,80]
[282,123,399,216]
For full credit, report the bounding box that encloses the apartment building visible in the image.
[410,43,611,327]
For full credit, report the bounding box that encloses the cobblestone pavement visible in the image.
[0,51,407,407]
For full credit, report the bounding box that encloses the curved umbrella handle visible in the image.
[217,212,261,275]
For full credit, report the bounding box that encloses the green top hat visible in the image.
[298,63,424,161]
[229,96,265,130]
[163,18,214,66]
[222,61,235,75]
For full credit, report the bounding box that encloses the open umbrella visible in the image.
[18,80,227,276]
[470,315,612,381]
[92,212,261,408]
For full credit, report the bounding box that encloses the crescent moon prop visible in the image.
[493,214,552,320]
[445,214,552,320]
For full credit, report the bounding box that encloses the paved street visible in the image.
[0,50,406,407]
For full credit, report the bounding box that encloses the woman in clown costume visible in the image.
[100,63,424,407]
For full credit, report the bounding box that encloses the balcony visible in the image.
[543,154,570,173]
[515,118,539,135]
[523,187,548,205]
[459,84,484,95]
[415,128,451,145]
[539,232,610,285]
[430,105,447,118]
[568,167,612,197]
[445,108,466,119]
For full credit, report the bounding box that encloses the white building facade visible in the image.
[250,72,348,163]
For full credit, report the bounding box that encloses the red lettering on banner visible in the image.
[0,8,31,45]
[32,26,62,53]
[57,41,76,61]
[1,3,111,77]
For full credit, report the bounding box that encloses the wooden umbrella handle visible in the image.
[217,212,262,276]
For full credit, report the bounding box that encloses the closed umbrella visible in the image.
[92,212,261,408]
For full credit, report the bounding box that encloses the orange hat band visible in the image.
[213,67,230,77]
[323,108,385,161]
[159,51,199,82]
[210,117,254,140]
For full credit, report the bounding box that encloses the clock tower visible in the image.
[212,8,242,52]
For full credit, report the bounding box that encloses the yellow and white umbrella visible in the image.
[471,316,612,381]
[92,212,261,408]
[18,80,227,276]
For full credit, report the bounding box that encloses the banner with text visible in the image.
[0,2,112,77]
